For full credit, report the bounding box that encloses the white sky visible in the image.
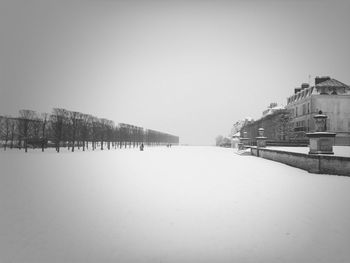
[1,0,350,145]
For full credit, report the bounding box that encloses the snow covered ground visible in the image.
[1,146,350,263]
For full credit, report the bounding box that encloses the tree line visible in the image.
[215,135,231,147]
[0,108,179,152]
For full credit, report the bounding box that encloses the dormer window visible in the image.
[319,87,328,95]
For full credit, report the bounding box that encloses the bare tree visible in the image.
[274,110,295,141]
[1,107,179,153]
[51,108,68,153]
[104,119,114,150]
[0,117,17,149]
[115,125,123,148]
[68,111,81,152]
[31,116,42,149]
[8,118,16,149]
[0,116,10,150]
[40,113,49,152]
[119,123,131,148]
[91,116,100,151]
[79,114,92,151]
[18,110,36,152]
[98,118,114,150]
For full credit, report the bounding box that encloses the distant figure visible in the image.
[140,143,144,151]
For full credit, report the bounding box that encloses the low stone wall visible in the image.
[250,147,350,176]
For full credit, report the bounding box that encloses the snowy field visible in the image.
[1,146,350,263]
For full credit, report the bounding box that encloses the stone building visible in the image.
[241,108,294,144]
[230,117,253,147]
[286,76,350,145]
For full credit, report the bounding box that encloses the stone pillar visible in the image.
[256,128,267,148]
[306,111,336,154]
[239,131,250,150]
[231,135,239,149]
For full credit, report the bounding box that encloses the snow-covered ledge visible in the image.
[250,147,350,176]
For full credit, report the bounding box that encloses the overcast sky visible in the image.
[1,0,349,145]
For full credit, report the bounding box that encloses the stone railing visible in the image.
[250,147,350,176]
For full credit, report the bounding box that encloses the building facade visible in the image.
[239,76,350,146]
[241,108,293,144]
[286,76,350,145]
[231,117,253,148]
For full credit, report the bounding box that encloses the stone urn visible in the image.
[306,111,336,154]
[256,128,267,148]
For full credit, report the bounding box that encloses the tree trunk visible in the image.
[10,124,14,149]
[56,140,60,153]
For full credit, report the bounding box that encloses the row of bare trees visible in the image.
[0,108,179,153]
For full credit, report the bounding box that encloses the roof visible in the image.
[271,105,285,110]
[316,78,349,88]
[233,132,240,137]
[262,104,285,116]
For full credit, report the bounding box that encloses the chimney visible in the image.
[315,76,331,85]
[294,88,301,94]
[301,83,309,90]
[269,102,277,108]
